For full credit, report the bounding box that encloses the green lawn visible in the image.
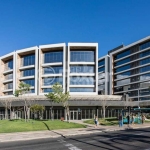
[84,117,150,126]
[0,120,86,133]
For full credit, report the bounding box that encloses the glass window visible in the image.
[70,77,95,85]
[140,49,150,57]
[22,54,35,66]
[70,51,95,62]
[140,73,150,80]
[140,80,150,88]
[98,79,105,85]
[70,87,95,92]
[22,69,35,77]
[140,96,150,101]
[114,57,130,66]
[5,73,13,80]
[114,49,130,60]
[70,65,94,73]
[139,89,150,96]
[4,92,13,95]
[98,59,105,66]
[114,71,130,79]
[21,79,35,86]
[44,51,63,63]
[43,77,63,86]
[43,88,53,93]
[98,66,105,72]
[114,87,123,92]
[43,66,63,74]
[4,82,13,89]
[140,57,150,65]
[5,60,13,70]
[140,41,150,50]
[98,85,105,90]
[115,64,130,73]
[114,78,130,86]
[140,65,150,73]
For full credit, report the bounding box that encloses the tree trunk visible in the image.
[5,107,8,120]
[103,107,106,119]
[66,106,70,123]
[9,103,12,120]
[24,106,27,122]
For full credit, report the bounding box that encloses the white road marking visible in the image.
[58,139,82,150]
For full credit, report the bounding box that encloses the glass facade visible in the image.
[114,71,130,80]
[140,49,150,57]
[4,82,13,89]
[5,60,13,70]
[114,49,130,60]
[43,77,63,86]
[44,51,63,63]
[98,67,105,72]
[115,64,130,73]
[43,88,53,93]
[5,73,13,80]
[22,54,35,66]
[4,91,13,95]
[98,59,105,66]
[70,87,95,92]
[140,65,150,73]
[140,41,150,50]
[43,66,63,74]
[140,96,150,101]
[22,79,35,86]
[140,57,150,65]
[70,66,94,73]
[70,51,95,62]
[139,89,150,96]
[70,77,95,85]
[114,78,130,86]
[115,57,130,66]
[22,69,35,77]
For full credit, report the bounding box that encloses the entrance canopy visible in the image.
[0,95,139,107]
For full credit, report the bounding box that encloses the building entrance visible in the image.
[70,111,79,120]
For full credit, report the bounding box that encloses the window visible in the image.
[98,67,105,72]
[98,59,105,66]
[22,54,35,66]
[140,41,150,50]
[139,89,150,96]
[22,69,35,77]
[70,51,95,62]
[114,49,130,60]
[140,65,150,73]
[114,57,130,66]
[21,79,35,86]
[43,66,63,74]
[140,57,150,65]
[70,65,94,73]
[5,73,13,80]
[70,77,95,85]
[115,64,130,73]
[4,92,13,95]
[114,71,130,79]
[140,73,150,80]
[44,51,63,63]
[5,60,13,70]
[114,78,130,86]
[43,77,63,86]
[4,82,13,89]
[70,88,95,92]
[140,49,150,57]
[43,88,53,93]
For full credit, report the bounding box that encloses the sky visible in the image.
[0,0,150,58]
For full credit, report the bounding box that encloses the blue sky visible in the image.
[0,0,150,57]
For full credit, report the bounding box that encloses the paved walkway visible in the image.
[0,121,150,143]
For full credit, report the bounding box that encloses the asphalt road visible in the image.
[1,128,150,150]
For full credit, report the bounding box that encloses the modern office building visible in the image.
[0,43,123,120]
[98,55,110,95]
[109,36,150,103]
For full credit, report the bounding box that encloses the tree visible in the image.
[30,104,45,119]
[14,82,32,122]
[45,82,70,122]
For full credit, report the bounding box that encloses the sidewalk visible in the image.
[0,121,150,143]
